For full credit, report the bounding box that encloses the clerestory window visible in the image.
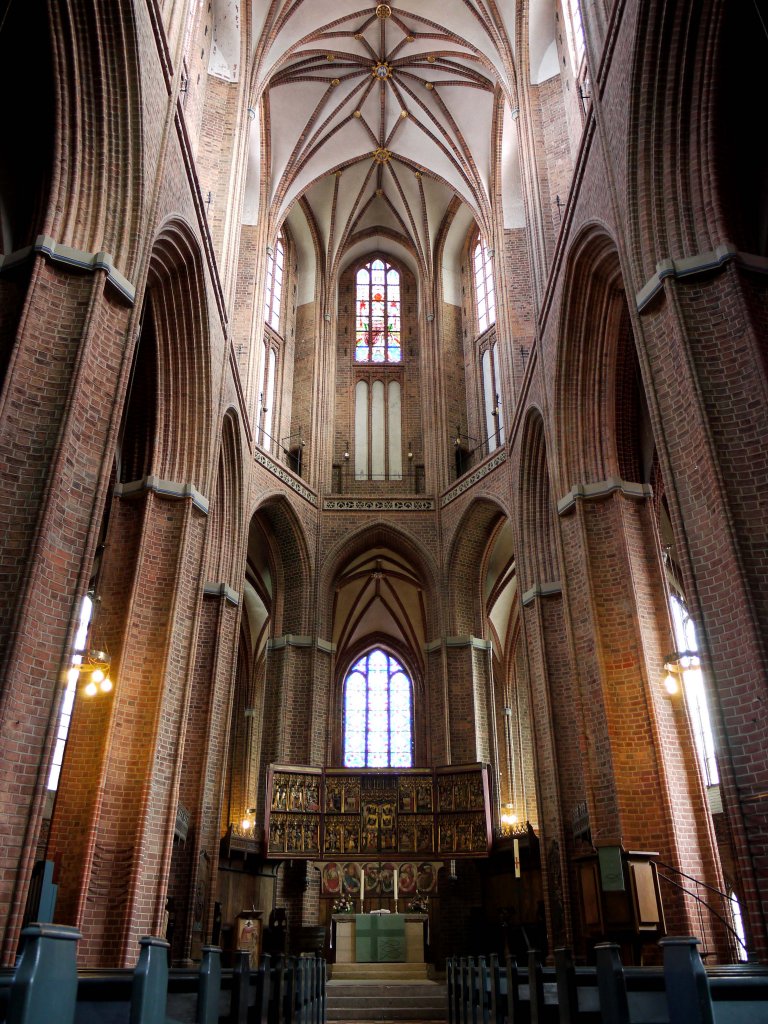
[264,234,284,333]
[473,236,496,333]
[343,649,413,768]
[355,259,401,363]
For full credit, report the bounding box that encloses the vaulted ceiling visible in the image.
[252,1,523,279]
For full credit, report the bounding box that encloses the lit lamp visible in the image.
[79,649,113,697]
[500,804,519,836]
[241,807,256,831]
[662,650,698,696]
[343,441,350,461]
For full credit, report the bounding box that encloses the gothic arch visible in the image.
[554,225,629,489]
[445,495,513,636]
[145,219,212,490]
[317,521,441,641]
[204,409,245,587]
[626,0,764,270]
[251,493,311,637]
[47,0,144,275]
[518,407,559,591]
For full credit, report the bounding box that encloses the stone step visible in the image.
[326,979,447,1021]
[330,962,430,980]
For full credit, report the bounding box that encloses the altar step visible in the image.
[330,962,430,981]
[326,978,447,1021]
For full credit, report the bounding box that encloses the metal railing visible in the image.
[331,463,426,494]
[655,859,750,962]
[452,429,504,480]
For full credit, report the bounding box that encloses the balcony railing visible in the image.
[331,463,426,494]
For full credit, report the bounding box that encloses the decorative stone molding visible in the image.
[203,582,239,605]
[440,449,507,507]
[0,235,136,303]
[636,245,768,312]
[269,634,336,652]
[424,635,491,652]
[522,582,562,607]
[115,475,209,513]
[557,477,652,516]
[254,448,318,505]
[323,497,435,511]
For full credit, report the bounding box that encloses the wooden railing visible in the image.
[446,937,768,1024]
[0,924,326,1024]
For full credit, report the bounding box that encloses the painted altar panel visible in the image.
[265,763,490,860]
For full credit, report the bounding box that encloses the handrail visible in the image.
[655,868,748,958]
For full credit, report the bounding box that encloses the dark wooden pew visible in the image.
[447,938,768,1024]
[0,925,326,1024]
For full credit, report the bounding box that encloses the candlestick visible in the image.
[360,867,365,908]
[393,867,398,901]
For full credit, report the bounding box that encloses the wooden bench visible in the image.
[447,937,768,1024]
[0,925,327,1024]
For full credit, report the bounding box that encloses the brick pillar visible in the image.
[46,485,208,966]
[638,264,768,957]
[558,485,724,945]
[170,587,241,964]
[0,259,134,963]
[521,585,582,950]
[444,638,495,764]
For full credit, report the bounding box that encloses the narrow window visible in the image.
[264,235,284,333]
[670,593,719,787]
[343,649,413,768]
[48,595,93,791]
[473,237,496,333]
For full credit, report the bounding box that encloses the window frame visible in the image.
[342,648,414,768]
[472,235,496,334]
[264,234,285,335]
[354,257,403,365]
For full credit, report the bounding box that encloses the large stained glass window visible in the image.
[355,259,401,363]
[343,649,413,767]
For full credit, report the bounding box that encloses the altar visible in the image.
[332,913,428,963]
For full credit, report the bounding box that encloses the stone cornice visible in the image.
[0,235,135,303]
[440,449,507,507]
[323,497,435,511]
[557,477,652,516]
[203,582,240,605]
[115,475,209,513]
[636,245,768,312]
[522,582,562,606]
[254,448,318,506]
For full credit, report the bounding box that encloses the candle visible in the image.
[360,867,365,905]
[393,867,398,901]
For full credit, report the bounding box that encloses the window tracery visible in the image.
[343,648,413,768]
[355,258,401,363]
[264,235,284,333]
[473,236,496,333]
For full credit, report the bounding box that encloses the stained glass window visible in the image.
[473,237,496,333]
[355,259,401,363]
[343,649,413,767]
[264,234,284,332]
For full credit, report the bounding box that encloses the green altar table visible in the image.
[354,913,406,962]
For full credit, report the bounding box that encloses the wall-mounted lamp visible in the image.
[407,441,414,461]
[492,393,501,418]
[662,649,698,696]
[343,441,350,461]
[240,807,257,831]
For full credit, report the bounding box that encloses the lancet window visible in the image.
[343,649,413,768]
[473,236,496,333]
[355,259,401,363]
